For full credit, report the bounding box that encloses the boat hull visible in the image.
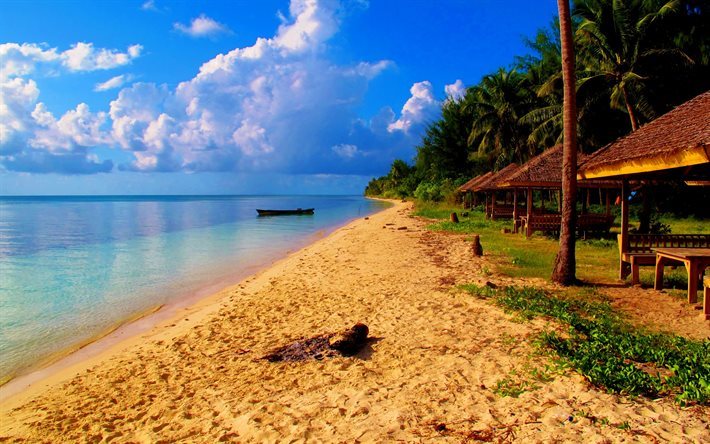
[256,208,315,216]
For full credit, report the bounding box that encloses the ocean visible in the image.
[0,195,390,382]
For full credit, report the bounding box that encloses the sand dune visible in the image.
[1,201,707,442]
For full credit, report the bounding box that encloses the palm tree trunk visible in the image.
[551,0,578,286]
[621,85,640,131]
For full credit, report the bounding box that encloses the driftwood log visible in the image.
[450,212,459,223]
[471,234,483,256]
[262,323,369,362]
[328,323,369,356]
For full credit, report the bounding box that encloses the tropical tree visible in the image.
[415,97,477,182]
[464,69,537,168]
[574,0,691,131]
[551,0,578,286]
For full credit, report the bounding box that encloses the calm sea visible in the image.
[0,195,389,382]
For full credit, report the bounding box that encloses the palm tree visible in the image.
[551,0,578,286]
[464,69,536,168]
[574,0,689,131]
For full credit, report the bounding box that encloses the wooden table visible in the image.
[653,248,710,304]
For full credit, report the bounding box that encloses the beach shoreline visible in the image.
[0,199,391,405]
[1,200,707,442]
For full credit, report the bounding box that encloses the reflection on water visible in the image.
[0,195,390,380]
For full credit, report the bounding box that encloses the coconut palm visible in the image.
[574,0,690,131]
[551,0,579,286]
[464,69,537,168]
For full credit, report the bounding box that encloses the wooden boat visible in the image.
[256,208,315,216]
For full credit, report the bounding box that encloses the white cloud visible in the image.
[30,102,110,152]
[0,43,60,80]
[0,77,40,148]
[387,81,439,133]
[0,42,142,80]
[174,14,231,38]
[331,143,359,159]
[274,0,340,53]
[445,79,466,102]
[1,0,447,177]
[141,0,158,11]
[94,74,134,91]
[62,43,142,71]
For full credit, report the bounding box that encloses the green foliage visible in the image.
[366,0,709,210]
[461,285,710,404]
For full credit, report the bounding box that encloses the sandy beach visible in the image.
[1,201,707,443]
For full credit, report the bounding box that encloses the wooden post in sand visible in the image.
[471,235,483,256]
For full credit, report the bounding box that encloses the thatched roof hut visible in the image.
[498,145,618,189]
[457,172,493,193]
[472,163,519,191]
[578,91,710,180]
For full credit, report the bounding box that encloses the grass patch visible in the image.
[472,285,710,404]
[414,202,703,287]
[461,284,710,405]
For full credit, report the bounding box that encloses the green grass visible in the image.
[415,202,618,282]
[461,285,710,405]
[414,201,705,288]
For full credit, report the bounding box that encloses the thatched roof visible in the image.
[458,172,493,192]
[497,145,618,189]
[578,91,710,180]
[498,145,565,188]
[473,163,519,191]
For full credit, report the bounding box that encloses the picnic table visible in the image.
[653,248,710,306]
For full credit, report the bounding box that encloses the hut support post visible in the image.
[512,189,519,233]
[605,189,611,216]
[491,191,497,220]
[620,180,630,279]
[526,187,533,238]
[557,190,562,212]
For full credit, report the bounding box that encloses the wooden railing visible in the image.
[520,213,614,237]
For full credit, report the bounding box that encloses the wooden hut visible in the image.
[498,145,618,237]
[577,91,710,311]
[457,172,493,209]
[471,163,520,220]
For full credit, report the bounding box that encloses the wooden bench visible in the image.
[618,234,710,284]
[525,214,561,236]
[488,205,515,220]
[578,214,615,234]
[521,213,614,238]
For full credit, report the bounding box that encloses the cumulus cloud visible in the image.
[1,100,113,174]
[387,81,439,133]
[0,77,40,151]
[62,43,142,71]
[331,143,359,159]
[445,79,466,101]
[0,42,142,80]
[94,74,134,91]
[29,102,110,152]
[1,0,459,177]
[0,42,124,172]
[174,14,231,38]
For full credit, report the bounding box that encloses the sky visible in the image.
[0,0,558,195]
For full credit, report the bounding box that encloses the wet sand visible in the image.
[1,201,707,442]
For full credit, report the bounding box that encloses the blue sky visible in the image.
[0,0,558,195]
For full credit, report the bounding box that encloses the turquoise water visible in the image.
[0,195,389,381]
